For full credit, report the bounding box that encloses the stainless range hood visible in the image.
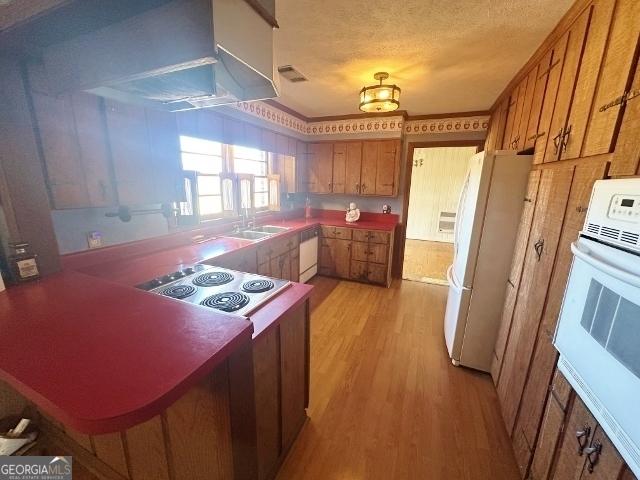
[41,0,278,111]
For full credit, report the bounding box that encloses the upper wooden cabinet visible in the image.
[305,139,400,197]
[104,100,184,206]
[30,88,116,209]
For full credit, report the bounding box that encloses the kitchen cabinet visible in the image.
[319,237,351,278]
[582,0,640,157]
[491,170,542,383]
[502,94,518,149]
[360,140,400,196]
[533,32,569,164]
[507,76,530,150]
[307,143,333,193]
[515,66,538,151]
[542,8,590,163]
[497,166,574,434]
[524,51,553,151]
[30,89,116,209]
[561,0,617,161]
[344,142,363,195]
[257,233,300,281]
[331,143,347,194]
[296,141,308,193]
[104,99,183,206]
[212,248,258,274]
[275,154,297,193]
[485,97,509,151]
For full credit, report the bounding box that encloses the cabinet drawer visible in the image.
[367,263,387,285]
[320,225,335,238]
[352,229,390,244]
[333,227,352,240]
[349,260,368,281]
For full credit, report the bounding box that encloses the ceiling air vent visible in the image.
[278,65,308,83]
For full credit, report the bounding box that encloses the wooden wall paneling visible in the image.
[496,166,574,434]
[611,45,640,176]
[543,8,591,164]
[332,142,347,193]
[91,433,130,478]
[164,369,235,480]
[146,108,184,203]
[280,304,308,451]
[376,140,400,196]
[345,141,363,194]
[582,0,640,157]
[253,328,281,480]
[525,50,554,150]
[0,58,60,275]
[529,391,571,480]
[513,158,609,466]
[492,170,542,383]
[360,141,378,195]
[562,0,617,160]
[103,100,156,206]
[71,93,117,207]
[550,396,595,480]
[517,66,539,150]
[502,94,518,149]
[124,416,171,480]
[533,33,570,164]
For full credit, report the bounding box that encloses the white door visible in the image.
[452,151,492,288]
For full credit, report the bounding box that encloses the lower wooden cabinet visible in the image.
[319,237,351,278]
[257,233,300,281]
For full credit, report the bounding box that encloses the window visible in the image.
[179,136,272,219]
[180,136,224,218]
[230,145,269,209]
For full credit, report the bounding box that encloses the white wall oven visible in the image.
[555,178,640,477]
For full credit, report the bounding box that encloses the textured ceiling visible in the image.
[273,0,573,117]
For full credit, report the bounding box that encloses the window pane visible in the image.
[198,196,222,216]
[234,145,263,161]
[255,192,268,208]
[255,177,268,193]
[180,136,222,155]
[197,175,220,195]
[234,158,267,176]
[182,152,223,174]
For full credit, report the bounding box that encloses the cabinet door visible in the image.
[375,140,399,196]
[360,142,378,195]
[551,396,596,480]
[307,143,333,194]
[485,99,508,151]
[516,66,539,151]
[582,426,626,480]
[351,241,370,263]
[509,77,529,150]
[562,0,617,160]
[333,240,352,279]
[582,0,640,157]
[344,142,363,195]
[365,243,388,265]
[319,237,335,275]
[497,166,574,434]
[529,390,569,480]
[611,47,640,176]
[533,32,569,164]
[290,250,300,282]
[258,261,271,276]
[332,142,347,194]
[502,94,518,149]
[543,8,590,163]
[492,170,543,383]
[367,263,387,285]
[514,159,608,455]
[349,260,368,282]
[280,252,291,281]
[525,50,553,150]
[295,141,308,193]
[104,100,157,206]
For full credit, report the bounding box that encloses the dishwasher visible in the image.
[299,227,318,283]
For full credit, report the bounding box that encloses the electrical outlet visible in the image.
[87,231,103,249]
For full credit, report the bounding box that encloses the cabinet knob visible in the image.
[355,183,360,193]
[534,239,544,261]
[552,128,564,154]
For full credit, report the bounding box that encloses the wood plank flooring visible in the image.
[402,239,453,284]
[276,277,519,480]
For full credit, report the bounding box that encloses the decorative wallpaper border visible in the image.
[231,101,488,137]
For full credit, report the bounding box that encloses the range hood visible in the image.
[41,0,278,111]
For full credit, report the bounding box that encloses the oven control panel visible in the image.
[608,194,640,222]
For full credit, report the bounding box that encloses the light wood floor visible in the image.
[276,277,519,480]
[402,239,454,284]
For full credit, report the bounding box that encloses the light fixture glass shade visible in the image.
[359,73,401,112]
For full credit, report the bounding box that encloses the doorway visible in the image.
[402,145,478,284]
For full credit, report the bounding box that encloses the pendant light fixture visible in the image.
[359,72,401,113]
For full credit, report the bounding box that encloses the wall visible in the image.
[51,206,170,254]
[406,146,476,242]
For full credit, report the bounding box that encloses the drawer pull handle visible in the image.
[585,441,602,473]
[576,426,591,455]
[534,239,544,262]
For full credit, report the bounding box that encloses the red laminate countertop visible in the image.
[0,271,252,435]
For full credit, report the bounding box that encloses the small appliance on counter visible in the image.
[7,242,39,283]
[554,178,640,477]
[138,265,291,317]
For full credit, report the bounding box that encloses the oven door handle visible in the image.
[571,241,640,288]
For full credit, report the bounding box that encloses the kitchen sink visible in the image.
[224,230,273,240]
[251,225,290,233]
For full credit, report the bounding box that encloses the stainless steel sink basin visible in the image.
[251,225,290,233]
[224,230,272,240]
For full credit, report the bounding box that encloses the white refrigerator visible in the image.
[444,150,532,372]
